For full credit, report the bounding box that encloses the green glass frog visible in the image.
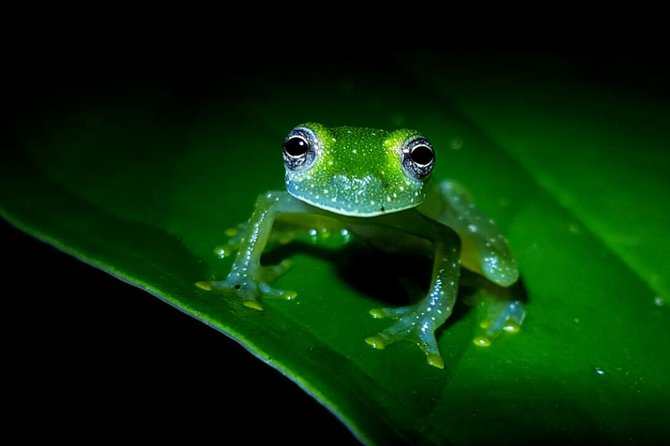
[197,123,525,369]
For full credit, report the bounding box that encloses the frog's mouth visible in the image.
[286,174,425,217]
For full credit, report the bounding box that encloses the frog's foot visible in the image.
[195,260,296,311]
[212,224,249,259]
[473,299,526,347]
[366,306,445,369]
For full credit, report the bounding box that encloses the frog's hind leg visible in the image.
[366,231,461,369]
[425,180,519,287]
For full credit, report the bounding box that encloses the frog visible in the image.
[196,123,525,369]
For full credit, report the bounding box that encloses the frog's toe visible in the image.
[195,281,215,291]
[258,282,298,301]
[482,299,525,336]
[213,244,237,259]
[425,353,445,369]
[366,315,445,369]
[241,299,264,311]
[260,259,294,282]
[473,299,526,347]
[369,305,414,320]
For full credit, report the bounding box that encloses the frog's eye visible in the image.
[402,136,435,180]
[283,127,318,171]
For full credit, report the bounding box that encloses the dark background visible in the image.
[2,218,357,442]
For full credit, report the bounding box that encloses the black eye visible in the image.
[284,136,309,157]
[283,127,318,171]
[402,137,435,180]
[410,144,434,166]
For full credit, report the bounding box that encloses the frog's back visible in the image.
[419,180,519,287]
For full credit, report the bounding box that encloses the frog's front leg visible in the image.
[196,191,312,310]
[366,227,461,370]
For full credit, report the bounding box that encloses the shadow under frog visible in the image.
[264,239,528,355]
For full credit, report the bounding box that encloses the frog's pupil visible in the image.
[284,137,309,157]
[410,145,434,166]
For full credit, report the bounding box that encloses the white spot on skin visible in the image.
[331,197,337,203]
[468,224,478,232]
[484,256,500,272]
[654,296,666,307]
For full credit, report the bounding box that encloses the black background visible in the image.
[1,219,359,442]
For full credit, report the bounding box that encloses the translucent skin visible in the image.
[197,123,524,369]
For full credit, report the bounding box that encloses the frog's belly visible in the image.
[275,212,434,257]
[347,221,433,256]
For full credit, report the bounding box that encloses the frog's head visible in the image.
[282,122,435,217]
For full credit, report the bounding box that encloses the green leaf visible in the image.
[3,51,669,444]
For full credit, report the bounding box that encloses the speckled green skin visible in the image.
[285,123,424,216]
[198,123,525,369]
